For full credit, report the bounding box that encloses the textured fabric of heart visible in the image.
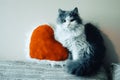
[29,24,68,61]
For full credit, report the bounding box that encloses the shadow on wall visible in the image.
[102,32,119,65]
[101,31,119,80]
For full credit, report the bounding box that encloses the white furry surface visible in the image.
[0,61,107,80]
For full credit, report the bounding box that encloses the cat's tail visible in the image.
[65,58,102,76]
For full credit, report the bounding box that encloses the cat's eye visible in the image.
[62,19,66,23]
[70,19,75,22]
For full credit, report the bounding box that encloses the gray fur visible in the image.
[54,7,106,76]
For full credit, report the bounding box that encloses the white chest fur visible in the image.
[54,24,91,60]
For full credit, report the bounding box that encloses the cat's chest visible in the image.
[55,29,74,43]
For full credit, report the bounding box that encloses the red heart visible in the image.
[29,24,68,61]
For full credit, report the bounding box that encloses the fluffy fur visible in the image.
[54,7,106,76]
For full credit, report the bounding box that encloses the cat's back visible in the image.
[84,23,106,56]
[84,23,104,44]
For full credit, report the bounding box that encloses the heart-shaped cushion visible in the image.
[29,24,68,61]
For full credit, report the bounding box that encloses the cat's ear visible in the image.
[58,9,64,13]
[73,7,78,13]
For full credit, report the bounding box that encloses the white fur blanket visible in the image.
[0,61,107,80]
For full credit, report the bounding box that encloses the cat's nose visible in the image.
[66,24,70,28]
[68,23,70,26]
[67,23,70,27]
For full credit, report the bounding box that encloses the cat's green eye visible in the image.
[62,19,66,23]
[70,19,75,22]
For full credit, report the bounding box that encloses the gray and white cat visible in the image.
[54,7,106,76]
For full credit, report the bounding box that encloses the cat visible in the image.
[54,7,106,76]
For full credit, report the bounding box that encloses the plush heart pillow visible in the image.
[29,24,68,61]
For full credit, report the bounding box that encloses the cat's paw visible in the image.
[48,60,67,68]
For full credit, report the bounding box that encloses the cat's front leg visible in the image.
[47,59,69,67]
[71,48,81,60]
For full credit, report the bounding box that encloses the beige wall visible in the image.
[0,0,120,63]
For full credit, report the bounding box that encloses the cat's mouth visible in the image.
[65,26,74,30]
[66,25,71,28]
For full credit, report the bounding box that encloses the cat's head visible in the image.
[57,7,82,30]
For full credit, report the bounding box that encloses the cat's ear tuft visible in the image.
[73,7,78,13]
[58,9,63,13]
